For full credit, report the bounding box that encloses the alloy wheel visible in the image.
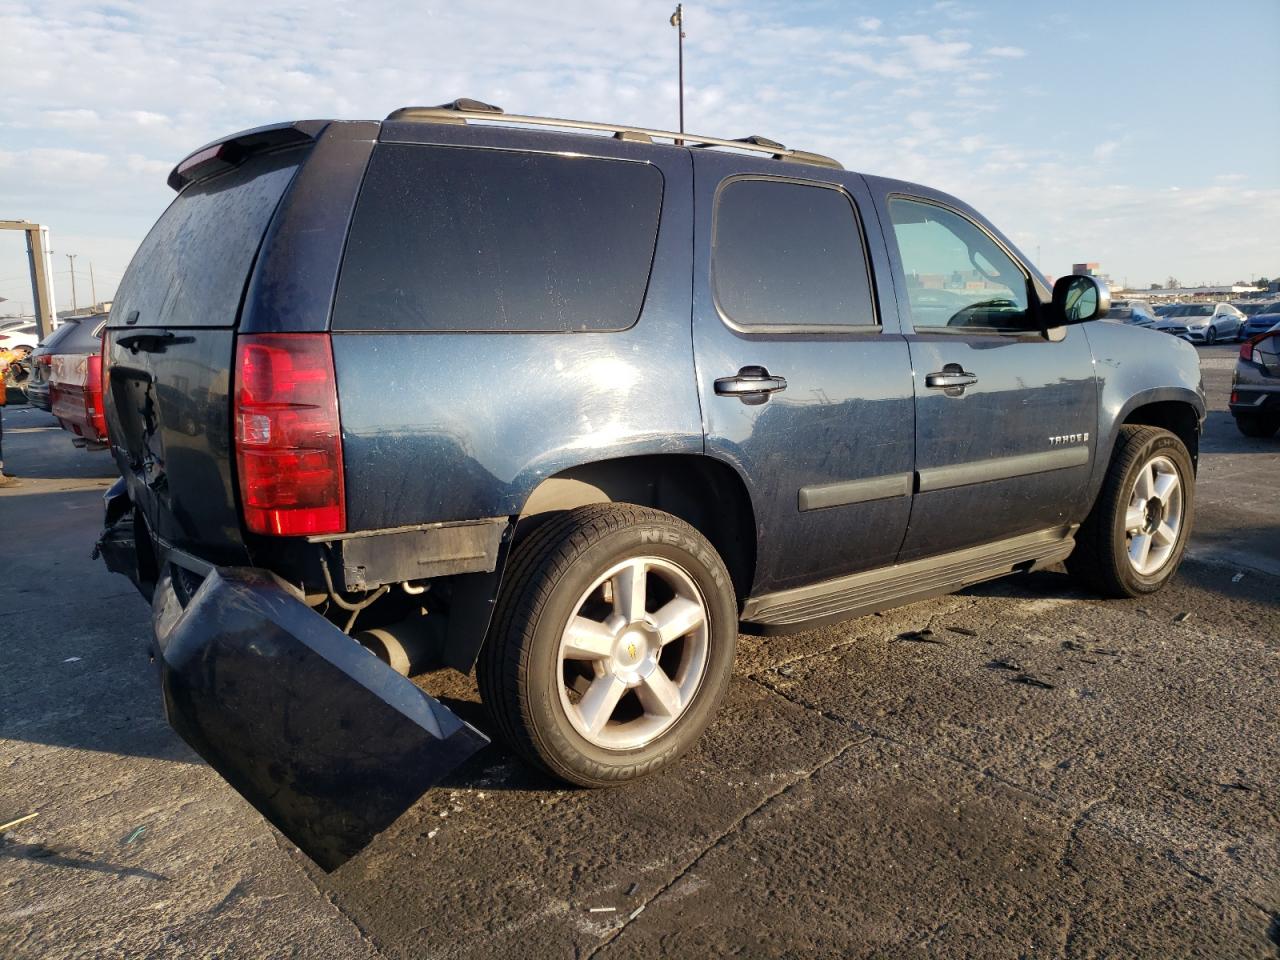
[1124,455,1184,576]
[557,556,710,750]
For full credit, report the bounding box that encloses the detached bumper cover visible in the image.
[150,565,488,870]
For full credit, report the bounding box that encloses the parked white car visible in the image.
[1153,302,1245,344]
[0,321,38,355]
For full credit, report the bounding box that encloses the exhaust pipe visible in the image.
[357,613,438,677]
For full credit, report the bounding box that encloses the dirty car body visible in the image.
[98,105,1206,869]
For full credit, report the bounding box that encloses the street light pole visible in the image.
[670,5,685,143]
[66,253,78,313]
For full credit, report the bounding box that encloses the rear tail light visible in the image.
[85,351,107,442]
[234,333,345,536]
[1240,332,1275,364]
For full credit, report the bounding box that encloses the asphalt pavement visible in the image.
[1,342,1276,959]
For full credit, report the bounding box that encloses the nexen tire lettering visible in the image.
[639,528,725,588]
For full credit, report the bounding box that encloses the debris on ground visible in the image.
[0,812,39,833]
[1174,612,1192,623]
[1010,674,1055,690]
[63,656,82,663]
[121,825,146,845]
[945,626,978,637]
[588,907,616,913]
[1231,572,1245,583]
[628,904,646,921]
[988,658,1023,671]
[897,629,945,645]
[625,882,639,896]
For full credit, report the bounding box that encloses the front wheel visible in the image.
[1067,425,1195,597]
[1204,326,1217,346]
[477,504,737,786]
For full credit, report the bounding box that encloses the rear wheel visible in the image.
[1067,425,1194,597]
[477,504,737,786]
[1235,414,1280,438]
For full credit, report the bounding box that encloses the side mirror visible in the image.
[1051,274,1110,325]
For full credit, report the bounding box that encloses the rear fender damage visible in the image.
[151,564,488,870]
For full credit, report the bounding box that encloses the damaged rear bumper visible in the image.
[100,493,488,870]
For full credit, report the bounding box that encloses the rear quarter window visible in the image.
[332,144,663,333]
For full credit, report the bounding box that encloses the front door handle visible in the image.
[715,366,788,405]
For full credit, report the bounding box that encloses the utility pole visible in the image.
[90,261,97,308]
[66,253,78,313]
[670,5,685,143]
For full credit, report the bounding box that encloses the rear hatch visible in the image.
[105,148,303,565]
[49,314,108,442]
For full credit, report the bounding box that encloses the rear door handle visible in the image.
[715,366,788,404]
[925,366,978,394]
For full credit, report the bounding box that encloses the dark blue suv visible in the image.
[97,100,1205,869]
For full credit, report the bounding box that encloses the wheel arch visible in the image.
[1119,395,1202,469]
[516,453,758,607]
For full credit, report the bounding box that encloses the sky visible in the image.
[1,0,1277,315]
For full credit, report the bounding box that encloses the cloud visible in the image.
[898,34,973,72]
[42,108,102,128]
[0,0,1273,294]
[1092,140,1120,162]
[126,110,170,127]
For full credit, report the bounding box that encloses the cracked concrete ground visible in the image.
[1,344,1277,958]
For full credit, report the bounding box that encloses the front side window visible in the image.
[333,145,663,332]
[712,178,876,330]
[888,198,1034,334]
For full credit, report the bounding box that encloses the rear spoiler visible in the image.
[168,120,330,191]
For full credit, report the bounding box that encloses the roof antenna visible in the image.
[670,5,685,145]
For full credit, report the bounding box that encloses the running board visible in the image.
[741,526,1078,634]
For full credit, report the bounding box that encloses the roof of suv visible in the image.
[169,98,843,190]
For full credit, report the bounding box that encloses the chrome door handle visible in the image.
[715,366,788,404]
[925,371,978,389]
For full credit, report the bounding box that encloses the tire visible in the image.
[1204,326,1217,346]
[1235,415,1280,438]
[1066,425,1195,598]
[477,504,737,787]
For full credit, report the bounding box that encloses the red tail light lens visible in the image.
[234,333,345,536]
[85,352,107,442]
[1240,332,1275,364]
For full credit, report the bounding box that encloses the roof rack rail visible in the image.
[384,102,843,170]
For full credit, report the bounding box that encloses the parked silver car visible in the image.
[1230,321,1280,437]
[1154,302,1245,344]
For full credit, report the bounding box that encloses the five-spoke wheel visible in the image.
[478,504,736,786]
[1067,424,1194,597]
[1123,455,1184,576]
[557,557,709,749]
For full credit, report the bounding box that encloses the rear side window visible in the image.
[110,151,300,328]
[332,145,663,333]
[712,178,877,331]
